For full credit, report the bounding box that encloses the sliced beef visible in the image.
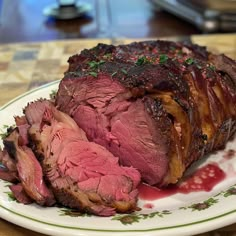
[0,148,17,173]
[0,166,18,182]
[14,116,30,146]
[1,99,140,216]
[24,100,140,216]
[0,147,18,182]
[3,129,55,206]
[9,183,33,204]
[56,40,236,186]
[68,78,171,185]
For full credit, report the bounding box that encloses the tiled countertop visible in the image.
[0,34,235,236]
[0,35,235,106]
[0,39,112,106]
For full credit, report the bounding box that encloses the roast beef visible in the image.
[9,183,33,204]
[56,40,236,186]
[0,146,18,182]
[0,40,236,217]
[0,166,17,182]
[3,129,55,206]
[0,100,140,216]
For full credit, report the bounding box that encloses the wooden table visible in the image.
[0,0,202,44]
[0,33,235,235]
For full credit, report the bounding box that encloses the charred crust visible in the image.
[144,97,165,120]
[3,140,16,159]
[173,96,190,113]
[6,126,16,135]
[65,40,220,102]
[143,97,172,139]
[3,128,20,159]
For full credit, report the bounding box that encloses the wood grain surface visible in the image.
[0,0,201,44]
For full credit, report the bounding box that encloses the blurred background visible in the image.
[0,0,235,43]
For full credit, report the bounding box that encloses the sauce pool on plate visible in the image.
[138,163,226,201]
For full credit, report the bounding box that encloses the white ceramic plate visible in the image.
[0,81,236,236]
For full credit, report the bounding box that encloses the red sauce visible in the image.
[138,184,176,200]
[138,163,226,201]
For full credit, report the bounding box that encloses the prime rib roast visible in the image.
[56,40,236,186]
[0,100,140,216]
[0,40,236,216]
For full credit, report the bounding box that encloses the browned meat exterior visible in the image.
[9,183,34,204]
[3,128,56,206]
[56,40,236,186]
[0,148,18,182]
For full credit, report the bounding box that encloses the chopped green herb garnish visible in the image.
[209,65,215,71]
[0,132,8,139]
[185,58,194,65]
[88,61,97,68]
[4,191,16,201]
[0,124,12,139]
[50,89,57,100]
[111,71,117,77]
[159,54,168,64]
[121,69,127,75]
[196,64,202,69]
[87,60,105,69]
[136,56,149,66]
[89,72,97,77]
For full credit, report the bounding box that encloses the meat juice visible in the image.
[138,163,226,201]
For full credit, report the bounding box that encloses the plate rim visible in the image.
[1,202,236,233]
[0,80,60,112]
